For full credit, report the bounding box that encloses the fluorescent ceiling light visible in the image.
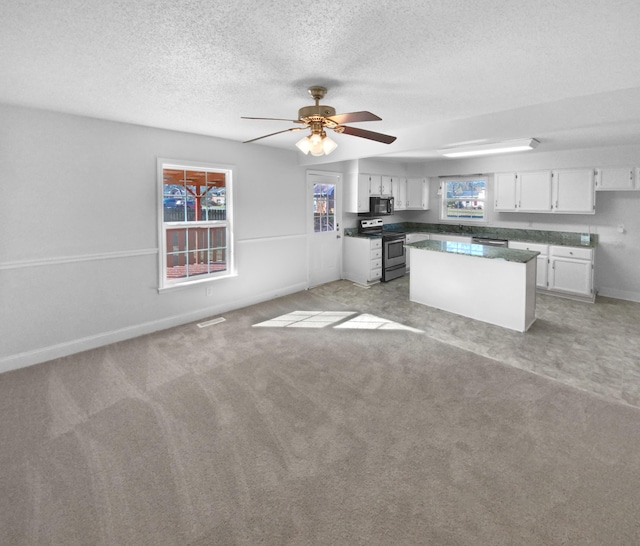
[438,138,539,158]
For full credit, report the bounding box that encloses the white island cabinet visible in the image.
[407,241,538,332]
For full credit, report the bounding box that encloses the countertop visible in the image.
[406,240,539,264]
[344,222,598,248]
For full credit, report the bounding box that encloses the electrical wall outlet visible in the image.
[205,286,214,296]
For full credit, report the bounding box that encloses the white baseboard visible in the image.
[0,281,308,375]
[596,287,640,303]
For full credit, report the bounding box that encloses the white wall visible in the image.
[0,105,309,372]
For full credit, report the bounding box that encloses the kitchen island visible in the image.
[406,240,540,332]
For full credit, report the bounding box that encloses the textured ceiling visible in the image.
[2,0,640,162]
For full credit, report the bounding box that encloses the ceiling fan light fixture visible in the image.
[438,138,539,158]
[296,132,337,156]
[322,136,338,155]
[295,136,311,155]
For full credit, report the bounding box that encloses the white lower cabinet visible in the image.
[405,233,430,271]
[343,237,383,285]
[509,241,594,300]
[508,241,549,288]
[548,245,594,298]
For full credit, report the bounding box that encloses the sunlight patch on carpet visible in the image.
[334,313,423,332]
[253,311,422,332]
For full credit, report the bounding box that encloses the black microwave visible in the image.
[370,196,394,215]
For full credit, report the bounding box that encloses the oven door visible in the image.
[384,236,406,268]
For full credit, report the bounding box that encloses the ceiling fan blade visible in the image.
[327,111,382,124]
[241,116,304,123]
[243,127,305,144]
[338,126,397,144]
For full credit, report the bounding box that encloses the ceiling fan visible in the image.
[242,86,397,156]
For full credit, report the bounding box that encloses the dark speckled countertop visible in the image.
[384,222,598,247]
[345,222,598,248]
[405,240,539,263]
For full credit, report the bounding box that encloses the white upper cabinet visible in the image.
[344,173,376,213]
[391,177,407,210]
[493,169,595,214]
[368,174,383,196]
[552,169,595,213]
[518,170,553,212]
[595,167,636,191]
[406,178,430,210]
[379,175,393,196]
[494,172,518,211]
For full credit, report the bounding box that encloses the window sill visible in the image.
[439,218,488,226]
[158,271,238,293]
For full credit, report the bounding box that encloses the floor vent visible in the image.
[197,317,226,328]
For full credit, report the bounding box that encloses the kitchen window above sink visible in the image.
[440,176,487,223]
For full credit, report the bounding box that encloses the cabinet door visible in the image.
[494,172,517,211]
[380,175,393,196]
[517,170,553,211]
[549,257,592,296]
[392,177,407,210]
[508,241,549,288]
[552,169,595,213]
[536,256,548,288]
[595,167,635,191]
[406,178,429,209]
[356,174,373,212]
[366,174,383,196]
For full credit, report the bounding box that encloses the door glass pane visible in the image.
[314,183,335,233]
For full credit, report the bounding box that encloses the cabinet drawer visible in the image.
[370,268,382,280]
[371,258,382,270]
[371,239,382,250]
[550,245,593,260]
[509,241,549,254]
[371,248,382,259]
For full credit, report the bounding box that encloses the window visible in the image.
[158,160,233,289]
[440,176,487,222]
[313,183,336,232]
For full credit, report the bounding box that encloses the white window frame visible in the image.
[157,158,235,291]
[439,175,488,224]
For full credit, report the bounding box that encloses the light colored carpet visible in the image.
[2,285,640,545]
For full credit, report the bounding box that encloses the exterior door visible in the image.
[307,171,342,287]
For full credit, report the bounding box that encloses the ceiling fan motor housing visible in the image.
[298,105,337,122]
